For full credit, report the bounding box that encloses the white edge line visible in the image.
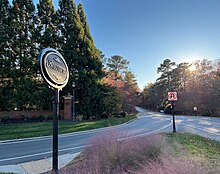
[176,116,220,126]
[0,117,140,145]
[201,120,220,126]
[0,145,89,162]
[180,123,220,136]
[117,120,172,141]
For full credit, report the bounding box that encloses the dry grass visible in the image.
[58,131,217,174]
[45,132,220,174]
[59,131,163,174]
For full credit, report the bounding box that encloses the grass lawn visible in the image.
[165,132,220,172]
[165,132,220,158]
[0,116,136,141]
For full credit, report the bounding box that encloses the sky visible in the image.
[68,0,220,90]
[12,0,220,90]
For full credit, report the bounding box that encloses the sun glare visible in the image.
[180,55,200,71]
[182,56,198,64]
[188,64,196,71]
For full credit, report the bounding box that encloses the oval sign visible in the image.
[39,48,69,89]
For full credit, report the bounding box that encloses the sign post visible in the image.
[168,92,177,133]
[39,48,69,173]
[53,88,59,172]
[194,106,197,116]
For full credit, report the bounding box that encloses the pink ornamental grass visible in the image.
[60,131,163,174]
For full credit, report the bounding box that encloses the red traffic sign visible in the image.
[168,92,177,101]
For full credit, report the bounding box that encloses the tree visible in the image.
[124,70,138,92]
[0,1,131,116]
[142,58,220,116]
[106,55,129,80]
[192,60,214,115]
[57,1,104,119]
[123,70,140,110]
[141,83,160,111]
[77,3,93,41]
[207,70,220,116]
[157,59,176,91]
[76,3,104,118]
[173,62,191,92]
[153,59,176,110]
[36,0,57,49]
[99,84,122,115]
[104,56,140,113]
[10,0,37,110]
[32,0,59,110]
[0,0,14,110]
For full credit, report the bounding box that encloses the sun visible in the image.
[179,55,199,71]
[188,64,196,72]
[183,56,198,63]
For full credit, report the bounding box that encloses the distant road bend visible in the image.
[0,107,219,165]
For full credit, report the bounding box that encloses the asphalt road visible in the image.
[0,107,219,166]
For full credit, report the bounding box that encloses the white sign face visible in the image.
[168,92,177,101]
[39,48,69,89]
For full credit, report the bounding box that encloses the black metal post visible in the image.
[72,87,75,121]
[172,101,176,133]
[52,88,59,173]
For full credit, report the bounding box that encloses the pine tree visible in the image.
[57,0,86,116]
[36,0,57,49]
[77,3,104,118]
[99,83,122,115]
[77,3,93,42]
[124,70,139,93]
[57,0,83,72]
[11,0,37,110]
[106,55,129,80]
[0,0,14,110]
[0,0,11,82]
[34,0,58,110]
[157,59,176,94]
[56,1,103,119]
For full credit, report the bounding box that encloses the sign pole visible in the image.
[168,92,177,133]
[39,48,69,173]
[52,88,59,173]
[172,101,176,133]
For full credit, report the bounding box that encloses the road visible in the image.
[0,107,220,166]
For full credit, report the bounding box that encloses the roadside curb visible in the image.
[0,152,80,174]
[122,117,140,125]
